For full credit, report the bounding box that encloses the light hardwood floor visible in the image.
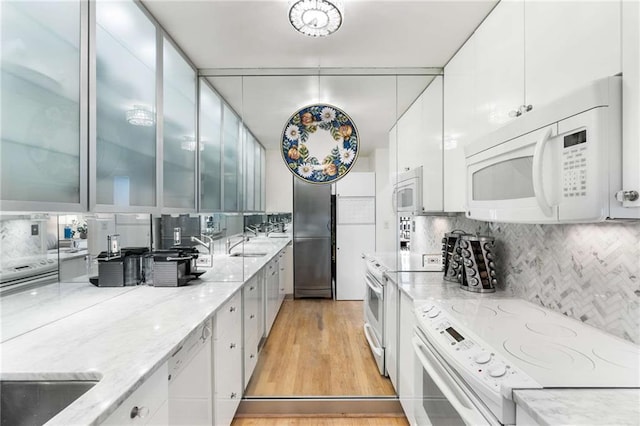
[232,417,409,426]
[244,300,395,396]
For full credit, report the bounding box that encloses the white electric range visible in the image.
[413,297,640,425]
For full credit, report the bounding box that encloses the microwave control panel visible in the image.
[562,129,587,198]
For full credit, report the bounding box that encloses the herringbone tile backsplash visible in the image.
[412,216,640,344]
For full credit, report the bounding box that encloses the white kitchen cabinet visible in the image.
[388,124,398,185]
[264,257,280,336]
[384,276,399,392]
[524,0,621,111]
[443,36,476,213]
[335,172,376,197]
[397,97,423,174]
[281,243,294,296]
[473,0,525,137]
[168,320,212,426]
[102,363,169,425]
[398,291,416,425]
[213,291,242,426]
[443,0,623,213]
[59,255,87,282]
[243,275,260,389]
[622,0,640,209]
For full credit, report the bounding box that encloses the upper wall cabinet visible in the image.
[222,105,241,212]
[395,76,443,212]
[1,0,87,211]
[93,0,158,212]
[444,0,622,212]
[162,38,197,211]
[622,0,640,209]
[199,80,223,212]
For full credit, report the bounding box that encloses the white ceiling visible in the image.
[142,0,498,155]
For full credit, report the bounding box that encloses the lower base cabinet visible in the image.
[398,291,417,425]
[168,320,212,426]
[384,277,399,391]
[243,275,261,389]
[214,291,243,425]
[102,363,169,425]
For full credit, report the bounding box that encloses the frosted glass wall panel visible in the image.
[163,39,196,209]
[199,81,222,211]
[254,142,262,211]
[95,0,156,207]
[1,1,81,203]
[223,105,240,211]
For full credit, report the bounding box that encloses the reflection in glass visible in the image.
[1,1,81,203]
[199,81,222,211]
[95,0,156,207]
[245,131,256,211]
[163,39,196,209]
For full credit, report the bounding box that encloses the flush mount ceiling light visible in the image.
[288,0,344,37]
[126,105,155,127]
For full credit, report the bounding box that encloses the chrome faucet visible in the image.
[244,226,259,237]
[191,234,214,255]
[226,235,248,254]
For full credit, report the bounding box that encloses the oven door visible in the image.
[363,273,385,375]
[413,328,498,426]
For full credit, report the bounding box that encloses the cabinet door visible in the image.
[473,0,525,137]
[421,76,443,211]
[444,36,475,212]
[396,97,422,173]
[162,38,196,211]
[93,0,158,211]
[398,292,416,424]
[336,224,375,300]
[214,293,242,426]
[384,279,399,391]
[622,0,640,209]
[525,0,621,110]
[244,132,255,211]
[254,142,262,211]
[222,105,240,211]
[335,172,375,197]
[243,275,260,389]
[199,80,223,211]
[1,0,87,211]
[388,124,398,184]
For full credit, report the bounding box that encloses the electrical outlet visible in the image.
[422,254,443,271]
[31,224,39,236]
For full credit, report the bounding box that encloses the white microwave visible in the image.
[465,76,635,223]
[394,166,423,214]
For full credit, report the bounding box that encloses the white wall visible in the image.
[373,148,395,253]
[265,149,293,213]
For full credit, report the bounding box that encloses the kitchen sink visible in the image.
[1,380,98,426]
[229,252,268,257]
[267,233,289,238]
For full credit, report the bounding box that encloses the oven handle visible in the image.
[363,323,383,357]
[532,126,554,217]
[412,336,491,426]
[365,275,383,299]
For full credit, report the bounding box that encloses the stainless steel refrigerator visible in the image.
[293,178,333,298]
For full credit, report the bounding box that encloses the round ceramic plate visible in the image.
[281,104,359,184]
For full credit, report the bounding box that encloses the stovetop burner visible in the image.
[503,337,596,371]
[525,322,578,337]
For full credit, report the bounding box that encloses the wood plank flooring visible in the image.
[244,300,395,397]
[232,417,409,426]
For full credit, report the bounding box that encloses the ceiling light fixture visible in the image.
[288,0,344,37]
[126,105,155,127]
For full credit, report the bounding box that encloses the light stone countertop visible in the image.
[375,257,640,426]
[0,236,291,426]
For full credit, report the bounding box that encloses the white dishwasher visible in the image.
[168,319,213,425]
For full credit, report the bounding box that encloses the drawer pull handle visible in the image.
[229,306,236,312]
[250,286,255,291]
[250,354,255,359]
[230,343,236,349]
[231,392,237,399]
[250,314,255,319]
[130,406,149,419]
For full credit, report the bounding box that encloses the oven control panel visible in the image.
[415,302,541,400]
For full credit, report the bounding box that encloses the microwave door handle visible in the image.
[532,127,554,217]
[412,337,492,426]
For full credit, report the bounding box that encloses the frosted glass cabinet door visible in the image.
[94,0,157,210]
[1,0,86,209]
[245,133,255,211]
[254,142,262,212]
[199,81,222,211]
[163,38,196,210]
[222,105,240,212]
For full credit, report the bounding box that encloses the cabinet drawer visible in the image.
[215,292,241,341]
[243,343,258,389]
[102,363,168,425]
[214,334,242,425]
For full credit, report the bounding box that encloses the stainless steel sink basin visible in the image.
[229,252,268,257]
[1,380,98,426]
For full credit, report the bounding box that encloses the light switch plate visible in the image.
[31,224,39,236]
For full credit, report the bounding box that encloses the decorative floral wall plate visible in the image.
[281,104,359,184]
